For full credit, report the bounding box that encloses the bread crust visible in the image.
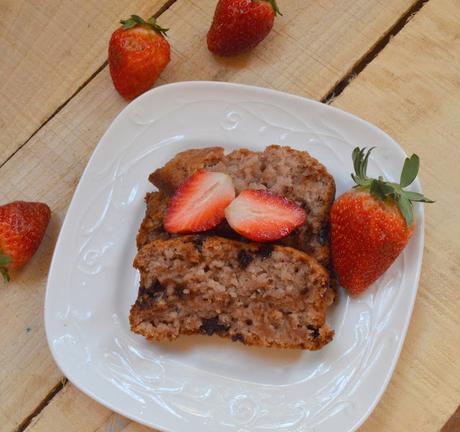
[148,147,225,195]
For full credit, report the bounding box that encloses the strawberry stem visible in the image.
[267,0,283,16]
[0,252,11,282]
[351,147,434,226]
[120,15,169,36]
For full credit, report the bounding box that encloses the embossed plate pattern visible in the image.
[45,82,424,432]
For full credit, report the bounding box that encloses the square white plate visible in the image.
[45,82,424,432]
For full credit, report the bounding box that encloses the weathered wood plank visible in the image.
[160,0,416,100]
[0,71,129,431]
[0,0,169,165]
[25,383,153,432]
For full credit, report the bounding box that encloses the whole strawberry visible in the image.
[207,0,281,57]
[0,201,51,282]
[109,15,170,100]
[331,148,433,295]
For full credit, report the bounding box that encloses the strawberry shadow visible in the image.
[209,52,253,81]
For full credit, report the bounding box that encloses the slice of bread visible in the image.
[147,145,335,266]
[130,236,335,350]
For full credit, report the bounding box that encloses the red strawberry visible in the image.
[331,147,433,295]
[207,0,282,57]
[164,170,235,234]
[0,201,51,282]
[225,189,305,242]
[109,15,170,100]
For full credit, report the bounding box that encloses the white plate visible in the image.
[45,82,424,432]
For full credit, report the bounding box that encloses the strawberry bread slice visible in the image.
[130,235,335,350]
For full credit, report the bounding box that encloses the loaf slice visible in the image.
[147,145,335,265]
[130,236,335,350]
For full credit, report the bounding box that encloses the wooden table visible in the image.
[1,1,459,431]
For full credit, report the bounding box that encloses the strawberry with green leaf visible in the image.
[331,147,433,295]
[109,15,170,100]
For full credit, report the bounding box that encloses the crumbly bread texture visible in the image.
[136,191,171,248]
[149,147,225,195]
[148,145,335,265]
[130,236,335,350]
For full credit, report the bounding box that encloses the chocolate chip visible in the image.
[140,280,164,297]
[301,287,309,295]
[319,225,329,246]
[175,285,185,298]
[307,325,320,339]
[136,280,165,309]
[245,319,253,326]
[200,317,229,336]
[192,236,204,252]
[231,333,244,343]
[257,244,274,260]
[290,227,301,236]
[238,250,253,269]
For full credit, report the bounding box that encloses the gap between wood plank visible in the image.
[14,379,68,432]
[321,0,430,104]
[0,0,179,172]
[7,0,431,429]
[441,404,460,432]
[0,61,108,171]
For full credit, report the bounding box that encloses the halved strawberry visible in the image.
[224,189,306,242]
[164,170,235,233]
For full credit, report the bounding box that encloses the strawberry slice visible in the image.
[225,189,306,242]
[164,170,235,234]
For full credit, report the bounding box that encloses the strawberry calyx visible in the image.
[253,0,282,16]
[0,251,11,282]
[351,147,434,227]
[120,15,169,37]
[267,0,283,16]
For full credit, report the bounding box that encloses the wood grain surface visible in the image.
[0,0,168,165]
[158,0,417,99]
[0,0,458,431]
[336,0,460,429]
